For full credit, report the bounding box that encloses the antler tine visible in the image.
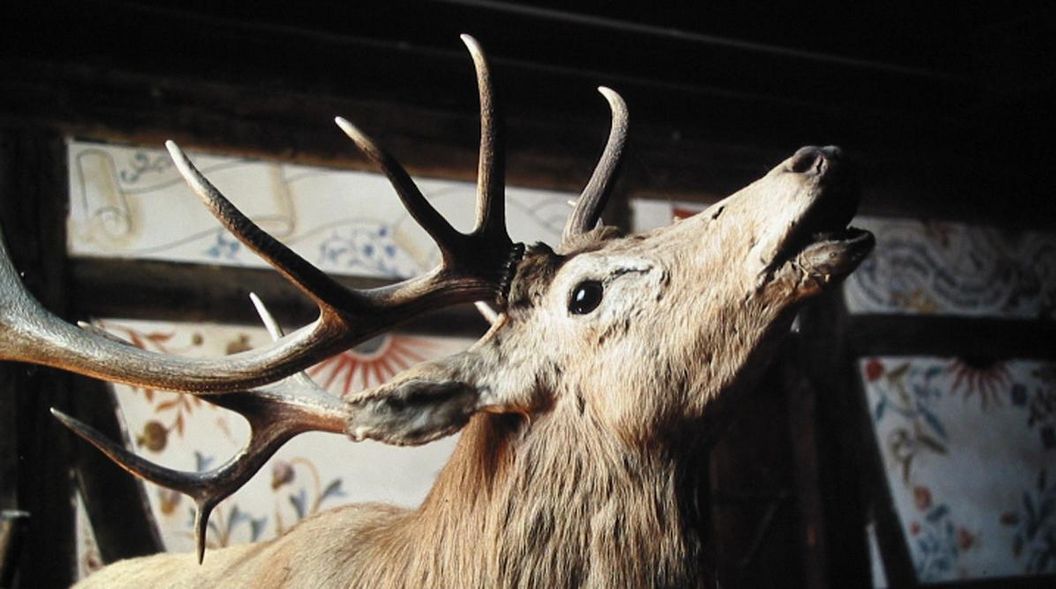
[474,301,500,325]
[461,34,508,241]
[333,118,463,261]
[562,87,629,243]
[52,295,348,563]
[51,407,237,563]
[165,142,366,316]
[53,400,332,564]
[250,292,318,389]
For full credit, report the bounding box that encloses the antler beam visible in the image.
[0,34,631,563]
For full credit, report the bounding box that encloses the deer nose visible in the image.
[788,145,842,175]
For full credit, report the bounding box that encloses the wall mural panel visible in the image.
[67,140,576,277]
[74,319,473,578]
[845,218,1056,320]
[862,356,1056,583]
[68,139,713,273]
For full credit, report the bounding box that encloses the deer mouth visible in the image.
[788,225,874,283]
[769,154,875,285]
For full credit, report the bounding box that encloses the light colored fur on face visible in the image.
[78,151,861,588]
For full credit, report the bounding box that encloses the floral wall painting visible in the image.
[75,493,103,580]
[862,356,1056,583]
[88,318,472,557]
[68,139,721,275]
[67,140,575,278]
[845,217,1056,320]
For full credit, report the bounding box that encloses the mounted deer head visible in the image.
[347,142,872,452]
[0,35,873,587]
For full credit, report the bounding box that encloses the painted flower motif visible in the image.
[204,232,241,260]
[948,356,1012,409]
[137,420,168,452]
[914,486,933,511]
[316,223,418,278]
[956,527,976,550]
[910,521,921,535]
[158,487,182,516]
[866,358,884,382]
[225,334,252,355]
[309,335,432,396]
[872,361,948,482]
[271,461,295,490]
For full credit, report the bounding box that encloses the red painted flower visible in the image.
[309,335,433,396]
[910,521,921,535]
[913,486,932,511]
[865,359,884,382]
[137,420,168,452]
[948,357,1011,408]
[957,527,975,549]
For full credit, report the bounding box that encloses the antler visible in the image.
[52,295,347,563]
[0,34,631,562]
[561,86,629,245]
[0,33,521,563]
[0,34,521,395]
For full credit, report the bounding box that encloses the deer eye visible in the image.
[568,281,604,315]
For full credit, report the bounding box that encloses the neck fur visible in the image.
[404,401,712,587]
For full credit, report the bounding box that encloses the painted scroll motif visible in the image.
[67,140,575,279]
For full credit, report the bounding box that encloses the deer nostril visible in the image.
[820,145,842,161]
[788,145,840,176]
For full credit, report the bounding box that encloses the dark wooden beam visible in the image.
[1,2,1051,229]
[794,292,873,588]
[848,314,1056,360]
[709,354,807,587]
[70,257,490,337]
[0,127,76,588]
[69,379,164,564]
[921,573,1056,589]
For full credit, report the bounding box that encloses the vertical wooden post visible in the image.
[0,128,76,587]
[69,377,164,563]
[797,289,878,587]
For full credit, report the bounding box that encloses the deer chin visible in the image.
[786,227,875,293]
[762,177,874,297]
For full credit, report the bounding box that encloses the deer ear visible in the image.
[345,337,545,446]
[345,355,490,446]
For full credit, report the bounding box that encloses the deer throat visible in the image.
[411,412,712,587]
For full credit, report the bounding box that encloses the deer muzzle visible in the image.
[765,145,874,286]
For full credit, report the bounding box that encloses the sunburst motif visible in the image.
[948,356,1012,409]
[309,335,432,396]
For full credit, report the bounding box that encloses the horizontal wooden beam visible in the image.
[69,257,490,338]
[847,314,1055,360]
[1,4,1051,228]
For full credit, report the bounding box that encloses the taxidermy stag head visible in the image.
[0,35,874,587]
